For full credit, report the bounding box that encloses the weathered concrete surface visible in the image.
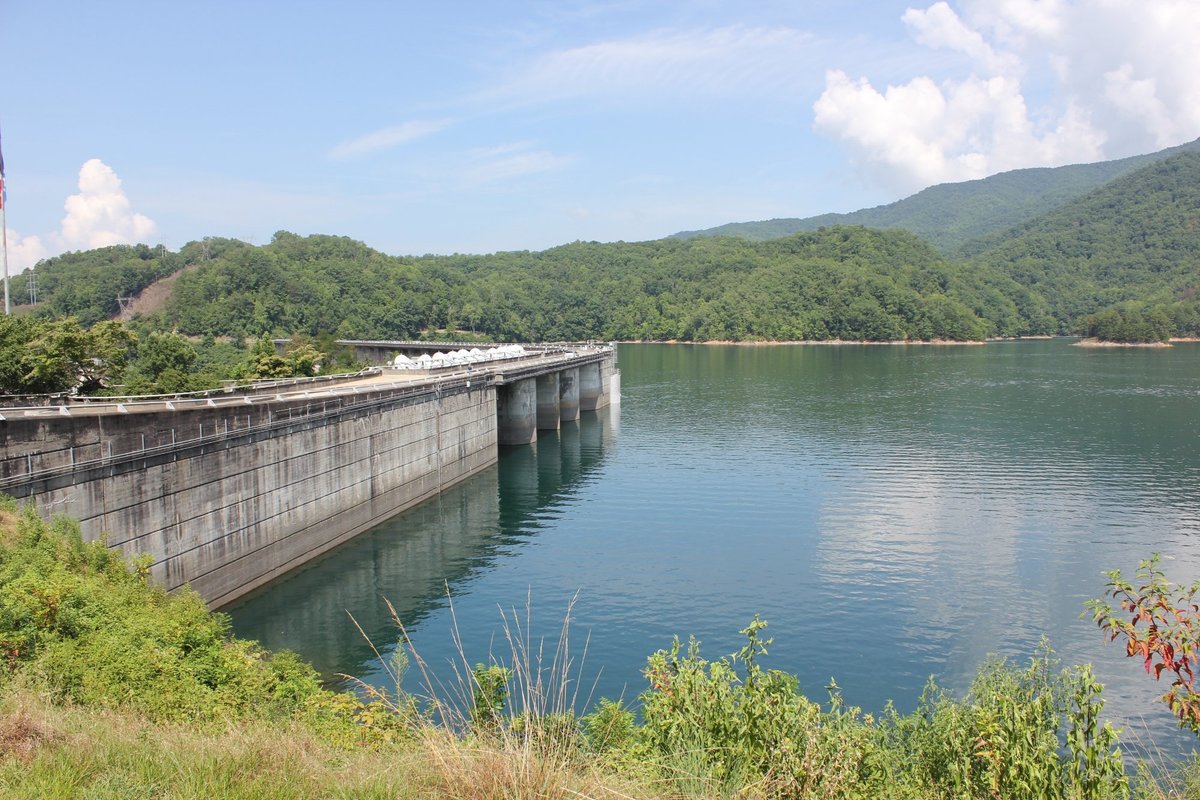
[578,362,601,411]
[496,378,537,446]
[558,367,579,422]
[579,357,618,411]
[3,384,497,607]
[535,373,561,431]
[0,347,618,608]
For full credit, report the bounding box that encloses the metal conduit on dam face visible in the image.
[0,343,618,607]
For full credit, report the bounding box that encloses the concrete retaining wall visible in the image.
[1,384,497,607]
[0,348,617,608]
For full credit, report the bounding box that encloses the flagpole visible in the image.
[0,122,7,316]
[1,203,8,315]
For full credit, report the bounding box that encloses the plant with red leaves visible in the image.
[1086,554,1200,732]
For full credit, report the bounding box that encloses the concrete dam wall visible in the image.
[1,380,497,607]
[0,346,617,608]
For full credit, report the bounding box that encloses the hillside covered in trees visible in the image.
[673,137,1200,256]
[15,228,1044,344]
[7,144,1198,353]
[8,238,248,326]
[966,151,1200,336]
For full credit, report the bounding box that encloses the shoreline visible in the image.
[613,336,1197,347]
[1074,337,1172,348]
[621,338,991,346]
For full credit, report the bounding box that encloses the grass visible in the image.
[0,685,666,800]
[0,688,412,799]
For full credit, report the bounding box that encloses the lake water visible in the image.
[228,341,1200,756]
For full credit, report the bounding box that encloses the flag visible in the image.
[0,124,5,210]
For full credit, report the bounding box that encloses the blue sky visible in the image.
[2,1,1198,269]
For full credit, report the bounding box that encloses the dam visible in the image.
[0,342,618,607]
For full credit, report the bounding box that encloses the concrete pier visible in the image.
[535,373,561,431]
[497,378,537,446]
[579,362,603,411]
[558,367,579,422]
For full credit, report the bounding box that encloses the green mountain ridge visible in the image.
[7,143,1199,347]
[968,149,1200,333]
[672,137,1200,255]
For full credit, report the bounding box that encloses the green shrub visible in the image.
[0,501,409,750]
[638,616,892,799]
[890,648,1125,800]
[637,622,1127,800]
[581,698,636,756]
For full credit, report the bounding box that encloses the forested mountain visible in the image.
[154,227,1036,342]
[967,150,1200,336]
[7,141,1198,349]
[673,137,1200,255]
[9,238,247,325]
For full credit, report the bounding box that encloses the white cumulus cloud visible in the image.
[60,159,156,250]
[6,230,48,274]
[5,159,156,273]
[814,0,1200,193]
[814,69,1104,191]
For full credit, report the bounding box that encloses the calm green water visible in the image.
[229,341,1200,754]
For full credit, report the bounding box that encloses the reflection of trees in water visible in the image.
[227,409,614,682]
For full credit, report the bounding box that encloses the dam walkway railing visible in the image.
[0,346,612,492]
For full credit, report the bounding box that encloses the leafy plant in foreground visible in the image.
[1087,554,1200,731]
[639,615,887,798]
[637,619,1126,799]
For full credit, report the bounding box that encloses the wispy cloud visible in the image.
[328,118,453,160]
[484,25,814,107]
[463,145,573,185]
[902,2,1020,76]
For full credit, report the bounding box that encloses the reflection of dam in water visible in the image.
[227,407,617,683]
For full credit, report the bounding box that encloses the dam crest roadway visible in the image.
[0,341,619,607]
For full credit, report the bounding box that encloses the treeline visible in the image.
[675,136,1200,255]
[8,153,1199,347]
[0,314,358,396]
[1080,306,1174,344]
[8,238,248,326]
[20,227,1049,344]
[969,151,1200,341]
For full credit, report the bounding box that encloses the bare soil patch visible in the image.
[0,707,59,763]
[117,263,200,321]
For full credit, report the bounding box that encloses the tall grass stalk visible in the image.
[343,588,644,798]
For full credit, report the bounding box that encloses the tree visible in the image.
[244,336,327,379]
[0,316,136,395]
[247,336,294,379]
[1086,554,1200,731]
[122,332,199,394]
